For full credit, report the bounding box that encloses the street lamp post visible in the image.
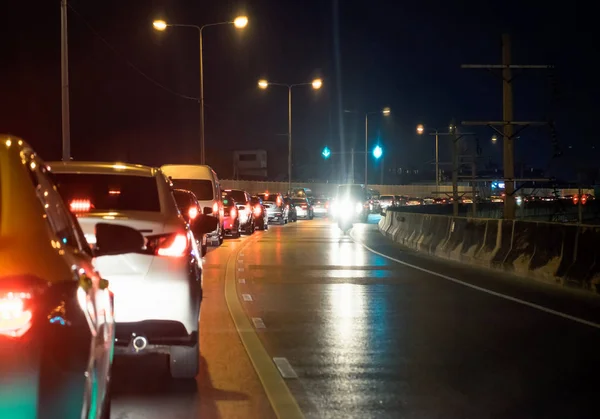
[258,78,322,194]
[153,16,248,165]
[417,124,440,188]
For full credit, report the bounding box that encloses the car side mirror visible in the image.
[191,214,219,238]
[94,223,145,257]
[203,206,213,215]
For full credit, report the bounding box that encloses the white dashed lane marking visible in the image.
[242,294,253,302]
[252,317,266,329]
[273,357,298,379]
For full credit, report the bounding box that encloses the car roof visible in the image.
[47,161,158,177]
[160,164,216,180]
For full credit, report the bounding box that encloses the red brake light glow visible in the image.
[70,199,91,213]
[213,202,219,214]
[157,234,189,257]
[231,207,237,219]
[276,196,282,206]
[188,206,199,220]
[253,205,261,216]
[0,292,33,338]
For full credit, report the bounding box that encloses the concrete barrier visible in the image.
[379,208,600,294]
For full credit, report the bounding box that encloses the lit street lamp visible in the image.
[257,78,323,194]
[491,134,498,144]
[152,16,248,165]
[417,124,441,188]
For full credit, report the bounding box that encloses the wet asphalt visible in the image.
[111,216,600,419]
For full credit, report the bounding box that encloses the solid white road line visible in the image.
[273,357,298,379]
[352,232,600,330]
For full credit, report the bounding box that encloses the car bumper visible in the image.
[313,207,327,215]
[296,209,309,218]
[223,217,237,231]
[267,213,284,223]
[95,256,201,338]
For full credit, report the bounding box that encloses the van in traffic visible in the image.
[161,164,224,246]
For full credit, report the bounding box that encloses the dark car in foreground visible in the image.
[0,135,145,419]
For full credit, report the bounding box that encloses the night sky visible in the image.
[0,0,596,182]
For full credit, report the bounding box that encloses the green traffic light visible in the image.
[373,145,383,159]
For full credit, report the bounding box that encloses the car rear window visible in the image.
[225,190,247,203]
[257,194,276,202]
[292,198,306,204]
[53,173,161,212]
[170,179,214,201]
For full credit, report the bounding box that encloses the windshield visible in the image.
[53,173,160,212]
[170,179,213,201]
[225,190,247,203]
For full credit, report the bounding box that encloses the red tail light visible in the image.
[582,195,588,205]
[157,233,189,257]
[231,207,237,219]
[0,292,33,338]
[276,196,282,206]
[325,202,329,209]
[253,205,261,216]
[213,202,219,214]
[573,195,579,204]
[188,206,199,220]
[301,204,308,209]
[70,199,91,213]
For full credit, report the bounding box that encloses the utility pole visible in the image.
[451,122,459,217]
[462,33,552,220]
[60,0,71,161]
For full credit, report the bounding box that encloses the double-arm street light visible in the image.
[153,16,248,165]
[258,78,323,193]
[345,108,391,187]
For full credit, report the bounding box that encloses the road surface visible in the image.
[111,216,600,419]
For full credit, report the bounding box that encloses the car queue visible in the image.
[0,135,337,419]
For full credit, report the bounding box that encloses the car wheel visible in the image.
[169,336,199,379]
[218,225,224,245]
[232,228,241,238]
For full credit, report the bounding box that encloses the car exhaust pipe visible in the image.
[132,336,148,352]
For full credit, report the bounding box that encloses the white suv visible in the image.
[47,161,216,379]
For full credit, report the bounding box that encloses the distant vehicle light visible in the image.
[188,206,199,220]
[70,199,91,213]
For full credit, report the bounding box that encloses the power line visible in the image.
[67,3,199,102]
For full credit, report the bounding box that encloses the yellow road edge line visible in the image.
[224,235,305,419]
